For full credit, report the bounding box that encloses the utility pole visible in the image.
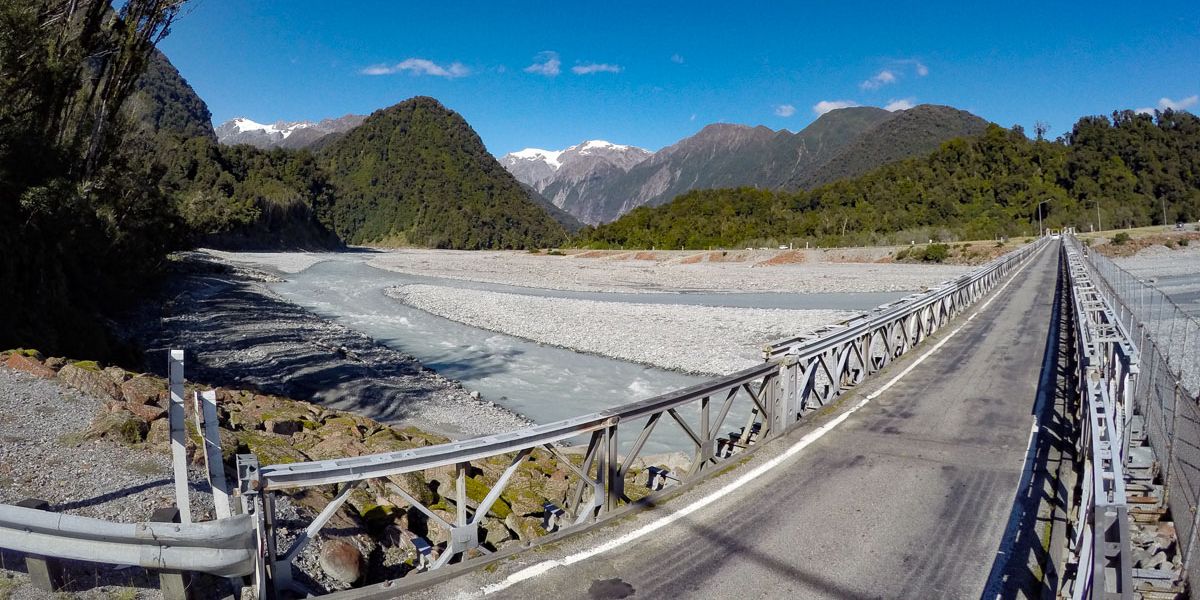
[1037,200,1048,237]
[1162,196,1169,229]
[1095,201,1103,233]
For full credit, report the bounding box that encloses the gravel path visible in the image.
[387,284,856,375]
[358,248,972,295]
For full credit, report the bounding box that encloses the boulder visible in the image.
[264,418,303,436]
[237,430,309,465]
[318,538,364,584]
[127,402,167,423]
[84,409,149,444]
[120,375,166,406]
[104,366,130,384]
[503,514,546,542]
[5,353,56,378]
[58,362,122,402]
[43,357,66,371]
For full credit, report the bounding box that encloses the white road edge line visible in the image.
[478,249,1042,596]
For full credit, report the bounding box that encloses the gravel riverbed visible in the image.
[387,284,855,375]
[360,248,973,294]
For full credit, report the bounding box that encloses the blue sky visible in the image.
[159,1,1200,155]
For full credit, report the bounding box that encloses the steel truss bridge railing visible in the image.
[235,236,1048,597]
[1067,237,1198,599]
[1062,237,1139,599]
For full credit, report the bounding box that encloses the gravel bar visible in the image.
[387,284,856,375]
[364,248,972,294]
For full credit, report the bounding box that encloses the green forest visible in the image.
[578,112,1200,249]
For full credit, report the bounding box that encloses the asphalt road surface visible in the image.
[407,244,1061,600]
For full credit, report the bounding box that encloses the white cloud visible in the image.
[524,51,561,77]
[813,100,860,115]
[361,58,469,78]
[914,61,929,76]
[1136,95,1198,115]
[671,53,685,64]
[774,104,796,117]
[860,69,897,90]
[690,113,697,121]
[884,98,916,111]
[572,62,622,75]
[1159,95,1198,111]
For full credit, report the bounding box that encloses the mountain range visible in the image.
[501,105,990,224]
[214,114,366,149]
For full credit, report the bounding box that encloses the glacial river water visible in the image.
[258,253,908,449]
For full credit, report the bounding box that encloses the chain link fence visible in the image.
[1085,247,1200,590]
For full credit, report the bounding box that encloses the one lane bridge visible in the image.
[407,244,1063,600]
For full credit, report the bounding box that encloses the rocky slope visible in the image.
[501,141,653,224]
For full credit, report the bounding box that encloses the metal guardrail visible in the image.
[237,236,1049,597]
[0,505,256,578]
[1062,236,1137,599]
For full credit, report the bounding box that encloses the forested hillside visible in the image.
[579,111,1200,249]
[319,97,569,249]
[0,0,189,356]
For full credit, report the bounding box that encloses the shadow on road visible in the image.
[981,245,1076,599]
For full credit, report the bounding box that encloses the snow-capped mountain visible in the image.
[214,114,366,149]
[500,140,652,224]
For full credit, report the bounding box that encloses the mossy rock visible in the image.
[463,475,512,519]
[3,348,43,360]
[69,360,102,371]
[84,410,149,445]
[395,426,450,446]
[237,430,309,465]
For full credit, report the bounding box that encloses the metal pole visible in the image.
[167,350,192,524]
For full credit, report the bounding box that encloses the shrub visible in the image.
[1112,232,1131,245]
[1178,238,1190,247]
[895,248,911,260]
[547,249,565,256]
[922,244,949,263]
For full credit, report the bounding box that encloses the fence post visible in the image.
[168,349,192,524]
[14,499,63,593]
[151,507,192,600]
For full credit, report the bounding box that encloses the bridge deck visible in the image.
[412,245,1061,600]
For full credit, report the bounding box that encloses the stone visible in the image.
[58,362,123,402]
[43,357,66,371]
[5,353,56,378]
[504,514,546,542]
[264,418,302,436]
[104,366,130,384]
[318,538,364,584]
[84,409,149,444]
[469,390,481,400]
[121,375,166,406]
[127,402,167,423]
